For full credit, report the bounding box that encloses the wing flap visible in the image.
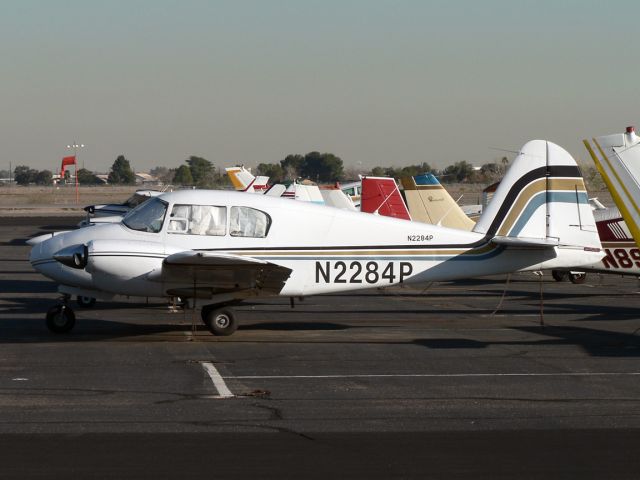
[158,251,292,296]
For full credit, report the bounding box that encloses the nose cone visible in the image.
[29,233,94,289]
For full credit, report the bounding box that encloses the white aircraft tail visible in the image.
[282,183,325,204]
[474,140,600,250]
[320,189,357,210]
[225,166,270,193]
[265,184,287,197]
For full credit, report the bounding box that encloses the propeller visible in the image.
[53,244,89,269]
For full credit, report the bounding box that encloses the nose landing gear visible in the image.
[45,296,76,333]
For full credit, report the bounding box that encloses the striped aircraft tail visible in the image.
[473,140,600,250]
[225,167,270,193]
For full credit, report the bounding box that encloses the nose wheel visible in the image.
[46,304,76,333]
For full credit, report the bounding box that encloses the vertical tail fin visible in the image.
[225,166,267,192]
[400,174,475,230]
[360,177,411,220]
[474,140,599,250]
[584,127,640,246]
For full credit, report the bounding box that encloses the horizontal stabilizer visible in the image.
[491,236,559,248]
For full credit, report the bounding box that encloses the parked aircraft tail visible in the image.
[225,166,269,192]
[282,183,325,204]
[473,140,600,251]
[360,177,411,220]
[400,174,475,230]
[583,126,640,247]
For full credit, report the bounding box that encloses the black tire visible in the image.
[200,305,212,324]
[569,272,587,284]
[203,307,238,336]
[76,296,96,308]
[46,305,76,333]
[551,270,567,282]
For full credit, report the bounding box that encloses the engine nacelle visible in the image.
[85,239,168,297]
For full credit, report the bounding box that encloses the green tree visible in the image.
[150,166,175,184]
[581,164,605,191]
[256,163,284,183]
[108,155,136,185]
[442,161,475,183]
[76,168,102,185]
[186,156,214,187]
[399,162,431,178]
[14,165,37,185]
[280,154,304,180]
[34,170,52,185]
[300,152,344,182]
[370,167,385,176]
[173,165,194,185]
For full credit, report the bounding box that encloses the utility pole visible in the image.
[66,142,85,203]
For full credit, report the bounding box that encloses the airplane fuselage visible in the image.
[30,190,601,301]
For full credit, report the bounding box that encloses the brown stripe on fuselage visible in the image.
[223,242,497,258]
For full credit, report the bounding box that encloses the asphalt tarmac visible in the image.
[2,217,640,478]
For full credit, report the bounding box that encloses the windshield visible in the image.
[122,197,168,233]
[125,193,151,208]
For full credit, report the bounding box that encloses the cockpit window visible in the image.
[230,206,271,238]
[122,197,168,233]
[168,204,227,236]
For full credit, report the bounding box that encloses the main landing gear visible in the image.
[551,270,587,284]
[43,296,241,336]
[76,295,96,307]
[200,304,238,336]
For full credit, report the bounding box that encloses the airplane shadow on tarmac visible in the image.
[415,325,640,357]
[2,307,640,358]
[2,275,640,354]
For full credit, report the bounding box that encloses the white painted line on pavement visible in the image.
[225,372,640,380]
[201,362,234,398]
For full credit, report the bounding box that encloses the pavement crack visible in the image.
[252,402,283,420]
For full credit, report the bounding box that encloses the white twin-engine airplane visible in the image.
[29,140,602,336]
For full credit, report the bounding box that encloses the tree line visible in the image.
[3,152,606,191]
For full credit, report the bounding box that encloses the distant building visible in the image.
[135,172,160,186]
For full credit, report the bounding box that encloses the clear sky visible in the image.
[1,0,639,173]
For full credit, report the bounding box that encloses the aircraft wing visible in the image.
[153,250,292,296]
